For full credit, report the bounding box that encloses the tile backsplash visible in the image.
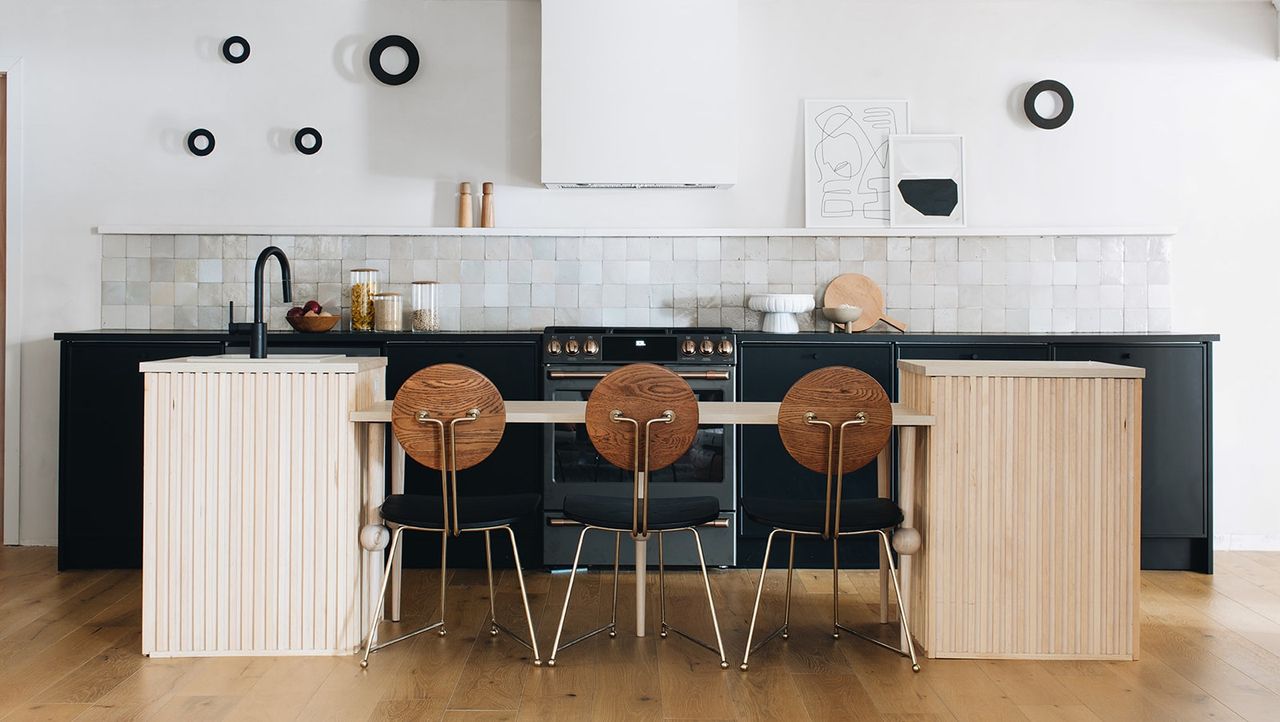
[100,233,1172,333]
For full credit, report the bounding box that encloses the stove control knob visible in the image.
[566,339,580,356]
[700,339,714,356]
[584,338,599,356]
[681,339,697,356]
[547,339,562,355]
[717,339,734,356]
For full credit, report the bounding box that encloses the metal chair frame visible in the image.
[361,408,541,668]
[739,411,921,672]
[548,407,729,668]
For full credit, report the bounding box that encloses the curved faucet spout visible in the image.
[250,246,293,359]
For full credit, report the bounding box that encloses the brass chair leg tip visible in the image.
[912,663,921,673]
[739,663,749,671]
[359,660,368,669]
[832,632,840,639]
[489,627,498,637]
[533,659,543,666]
[720,661,729,669]
[547,659,557,667]
[608,631,617,638]
[439,629,447,637]
[660,631,668,638]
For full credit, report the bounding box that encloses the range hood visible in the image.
[541,0,738,189]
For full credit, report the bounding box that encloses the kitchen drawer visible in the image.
[895,343,1051,362]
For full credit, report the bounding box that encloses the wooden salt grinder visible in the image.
[457,182,474,228]
[480,182,495,228]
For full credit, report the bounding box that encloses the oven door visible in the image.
[542,365,736,512]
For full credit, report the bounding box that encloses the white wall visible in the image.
[1,0,1276,547]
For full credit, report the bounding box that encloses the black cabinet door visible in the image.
[384,342,542,568]
[1052,344,1208,539]
[737,343,894,568]
[896,343,1051,362]
[59,341,225,569]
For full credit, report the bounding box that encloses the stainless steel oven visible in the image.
[541,327,737,566]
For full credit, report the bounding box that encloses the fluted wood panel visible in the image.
[142,366,383,657]
[899,367,1141,660]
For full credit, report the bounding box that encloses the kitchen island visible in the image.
[138,354,386,657]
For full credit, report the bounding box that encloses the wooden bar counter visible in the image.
[139,354,387,657]
[898,359,1144,660]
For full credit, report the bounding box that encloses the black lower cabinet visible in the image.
[896,342,1052,363]
[385,342,543,570]
[1053,343,1212,572]
[737,342,894,569]
[59,341,225,569]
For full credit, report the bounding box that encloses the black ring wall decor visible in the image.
[369,35,419,86]
[294,127,323,155]
[1024,79,1074,130]
[186,128,215,156]
[221,36,250,64]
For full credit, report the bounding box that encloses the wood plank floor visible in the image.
[3,546,1280,721]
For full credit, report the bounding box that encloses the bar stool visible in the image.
[360,363,541,667]
[548,363,729,668]
[739,366,920,672]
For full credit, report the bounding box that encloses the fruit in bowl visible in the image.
[286,301,338,332]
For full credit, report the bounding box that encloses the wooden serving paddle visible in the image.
[822,273,907,333]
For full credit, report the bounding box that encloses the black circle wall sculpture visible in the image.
[294,127,323,155]
[369,35,419,85]
[186,128,215,156]
[1024,79,1074,130]
[221,36,251,64]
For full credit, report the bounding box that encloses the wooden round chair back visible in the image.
[392,363,506,471]
[585,363,699,472]
[777,366,891,475]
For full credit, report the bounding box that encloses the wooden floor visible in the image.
[3,547,1280,721]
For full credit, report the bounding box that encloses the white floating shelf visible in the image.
[96,225,1176,238]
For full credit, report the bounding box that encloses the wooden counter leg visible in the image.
[877,445,890,624]
[363,421,387,632]
[390,438,405,623]
[895,426,919,651]
[635,536,647,637]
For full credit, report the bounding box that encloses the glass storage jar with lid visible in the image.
[349,268,379,331]
[411,281,439,332]
[372,292,403,332]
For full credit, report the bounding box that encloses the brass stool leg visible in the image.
[880,530,921,673]
[740,528,781,671]
[439,530,449,637]
[504,526,543,666]
[782,533,796,639]
[609,531,621,638]
[832,536,841,639]
[484,530,498,637]
[361,526,404,669]
[548,526,591,667]
[658,532,668,638]
[690,528,730,669]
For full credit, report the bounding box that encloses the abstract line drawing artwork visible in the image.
[804,99,908,228]
[889,134,966,228]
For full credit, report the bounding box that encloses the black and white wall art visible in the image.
[889,134,965,228]
[804,99,909,228]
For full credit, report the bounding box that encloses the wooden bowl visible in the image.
[286,314,339,333]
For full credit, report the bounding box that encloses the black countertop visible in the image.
[55,329,1220,343]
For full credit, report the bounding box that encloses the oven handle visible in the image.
[549,516,731,528]
[547,370,731,381]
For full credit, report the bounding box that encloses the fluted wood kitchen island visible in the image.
[139,354,387,656]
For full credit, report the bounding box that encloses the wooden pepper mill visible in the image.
[480,182,495,228]
[457,182,474,228]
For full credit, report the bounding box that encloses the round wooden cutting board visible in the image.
[822,273,906,332]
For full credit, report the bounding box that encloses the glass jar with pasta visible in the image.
[349,268,379,331]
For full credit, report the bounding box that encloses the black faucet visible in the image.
[250,246,292,359]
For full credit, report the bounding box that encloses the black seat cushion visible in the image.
[741,496,903,534]
[380,493,541,530]
[562,494,720,531]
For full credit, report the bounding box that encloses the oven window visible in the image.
[552,388,727,485]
